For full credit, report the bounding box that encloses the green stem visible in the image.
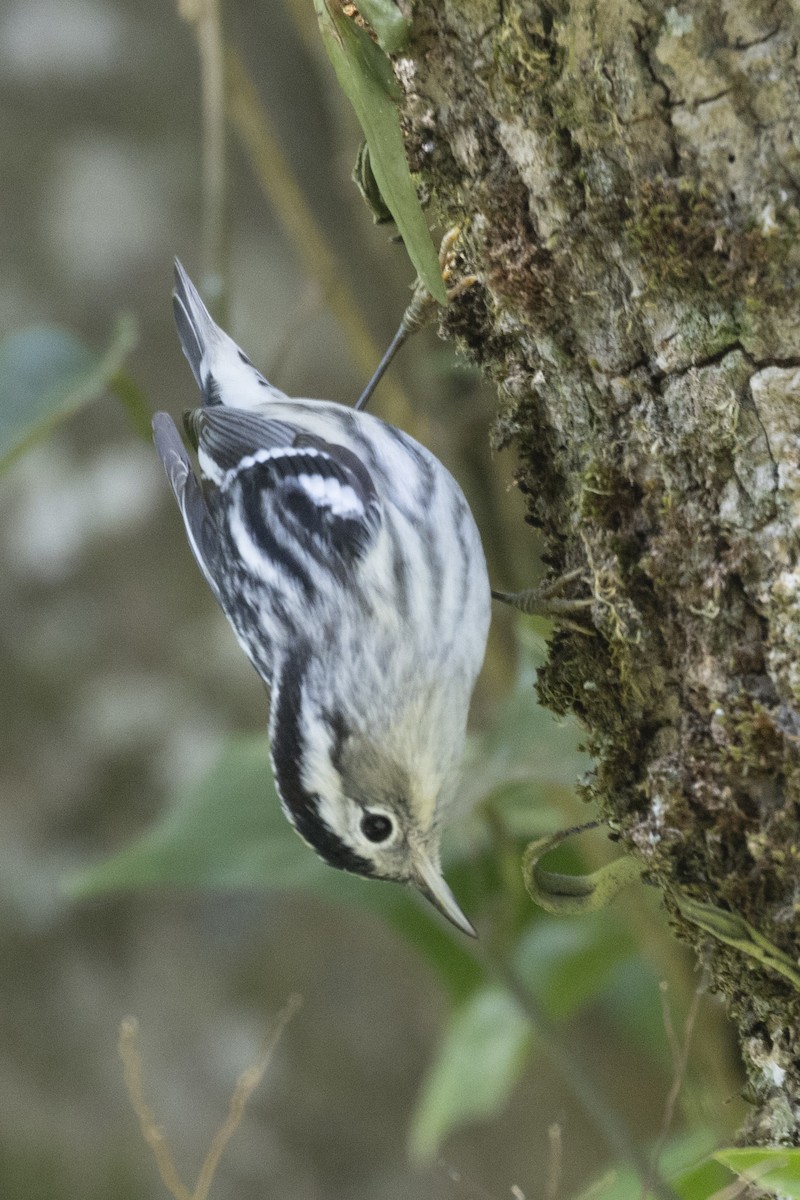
[225,47,425,436]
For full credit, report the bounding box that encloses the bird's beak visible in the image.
[412,851,477,938]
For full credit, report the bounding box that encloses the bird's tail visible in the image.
[172,259,290,410]
[172,258,223,395]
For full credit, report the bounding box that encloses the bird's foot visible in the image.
[492,568,595,634]
[402,226,478,335]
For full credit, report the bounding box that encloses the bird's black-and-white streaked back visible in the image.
[153,260,490,935]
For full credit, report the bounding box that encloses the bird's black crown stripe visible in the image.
[271,657,374,877]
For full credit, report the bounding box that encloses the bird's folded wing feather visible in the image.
[188,405,383,566]
[152,412,223,596]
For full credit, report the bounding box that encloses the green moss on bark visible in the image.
[401,0,800,1143]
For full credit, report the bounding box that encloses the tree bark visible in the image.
[397,0,800,1144]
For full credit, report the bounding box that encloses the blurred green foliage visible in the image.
[714,1147,800,1197]
[514,911,635,1021]
[575,1131,727,1200]
[71,627,746,1190]
[409,986,532,1161]
[0,317,143,471]
[576,1139,800,1200]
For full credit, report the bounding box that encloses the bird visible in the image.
[153,260,491,935]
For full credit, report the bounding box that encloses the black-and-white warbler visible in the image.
[154,261,490,935]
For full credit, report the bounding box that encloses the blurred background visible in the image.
[0,1,745,1198]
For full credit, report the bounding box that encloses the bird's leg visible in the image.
[355,227,478,412]
[492,568,595,634]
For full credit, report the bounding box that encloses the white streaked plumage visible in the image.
[154,259,490,935]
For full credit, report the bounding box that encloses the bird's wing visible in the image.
[184,405,299,475]
[152,412,222,598]
[191,404,383,567]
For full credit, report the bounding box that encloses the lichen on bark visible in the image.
[396,0,800,1143]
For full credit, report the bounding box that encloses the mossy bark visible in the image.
[397,0,800,1143]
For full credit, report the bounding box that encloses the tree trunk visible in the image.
[398,0,800,1144]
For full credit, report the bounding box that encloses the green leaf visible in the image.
[523,825,643,916]
[571,1131,721,1200]
[673,891,800,991]
[71,736,319,893]
[355,0,410,52]
[672,1156,734,1200]
[513,909,636,1020]
[714,1147,800,1198]
[408,986,532,1161]
[0,315,138,471]
[352,140,394,225]
[314,0,446,303]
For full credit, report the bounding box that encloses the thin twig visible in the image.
[193,994,303,1200]
[643,973,708,1200]
[658,981,681,1071]
[118,1017,193,1200]
[178,0,228,323]
[224,45,425,436]
[119,995,302,1200]
[546,1122,563,1200]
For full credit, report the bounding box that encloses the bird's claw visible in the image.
[402,227,478,335]
[439,225,478,300]
[492,568,595,634]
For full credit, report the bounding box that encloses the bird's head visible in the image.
[269,667,475,936]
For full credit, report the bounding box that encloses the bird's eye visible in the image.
[360,812,394,843]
